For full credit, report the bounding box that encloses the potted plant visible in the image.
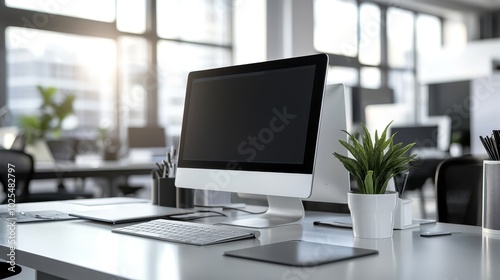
[333,122,416,238]
[18,86,76,161]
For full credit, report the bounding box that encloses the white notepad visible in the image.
[68,204,189,224]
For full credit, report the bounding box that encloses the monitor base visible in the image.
[221,195,304,228]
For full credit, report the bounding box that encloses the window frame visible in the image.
[315,0,443,89]
[0,0,232,133]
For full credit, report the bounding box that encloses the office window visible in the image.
[313,1,450,128]
[314,0,358,57]
[233,0,266,64]
[360,67,381,89]
[157,0,231,45]
[157,41,231,140]
[389,70,415,104]
[327,66,358,86]
[359,3,381,66]
[6,27,116,130]
[1,0,233,147]
[444,20,467,49]
[387,8,415,68]
[416,14,441,53]
[5,0,115,22]
[117,0,147,34]
[119,36,150,127]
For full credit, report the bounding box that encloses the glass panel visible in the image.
[157,41,231,144]
[157,0,231,45]
[388,70,415,105]
[5,0,115,22]
[387,8,414,68]
[314,0,358,57]
[360,67,381,89]
[416,14,441,54]
[359,3,381,66]
[444,20,467,49]
[6,27,116,132]
[117,0,147,33]
[233,0,266,64]
[119,36,150,128]
[327,66,358,87]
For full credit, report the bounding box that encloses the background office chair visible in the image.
[434,155,484,226]
[0,149,34,204]
[0,262,22,278]
[400,158,442,218]
[0,149,93,203]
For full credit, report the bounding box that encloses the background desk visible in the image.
[1,199,500,280]
[34,160,156,197]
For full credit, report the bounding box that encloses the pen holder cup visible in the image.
[151,177,177,208]
[483,160,500,235]
[176,187,194,208]
[393,198,413,230]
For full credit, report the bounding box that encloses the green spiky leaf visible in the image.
[333,121,416,194]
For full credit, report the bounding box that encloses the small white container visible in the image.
[348,191,397,239]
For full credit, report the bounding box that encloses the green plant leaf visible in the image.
[333,120,417,194]
[363,170,374,194]
[38,85,57,109]
[53,93,76,127]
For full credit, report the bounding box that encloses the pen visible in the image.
[166,146,177,178]
[162,160,168,178]
[155,162,163,174]
[399,170,409,198]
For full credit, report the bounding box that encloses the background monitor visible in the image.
[350,86,394,125]
[128,126,166,148]
[127,126,167,161]
[427,80,470,147]
[391,125,439,150]
[175,54,349,228]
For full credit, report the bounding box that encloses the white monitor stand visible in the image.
[221,196,304,228]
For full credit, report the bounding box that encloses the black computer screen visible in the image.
[428,80,470,146]
[351,87,394,124]
[128,127,166,148]
[178,54,327,173]
[391,125,439,149]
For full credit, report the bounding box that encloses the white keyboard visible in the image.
[112,219,260,246]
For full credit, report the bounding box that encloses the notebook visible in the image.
[223,240,378,267]
[68,204,190,224]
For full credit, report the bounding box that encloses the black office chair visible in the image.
[397,158,442,218]
[0,149,34,204]
[434,155,484,226]
[0,149,93,204]
[0,262,22,278]
[0,150,26,278]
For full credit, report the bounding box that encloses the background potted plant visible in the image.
[18,86,76,161]
[334,121,416,238]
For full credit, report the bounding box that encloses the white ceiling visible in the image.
[374,0,500,15]
[441,0,500,10]
[424,0,500,12]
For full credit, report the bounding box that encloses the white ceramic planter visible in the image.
[348,191,398,239]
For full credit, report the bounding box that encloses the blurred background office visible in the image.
[1,0,500,218]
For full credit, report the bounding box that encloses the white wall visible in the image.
[418,38,500,84]
[471,73,500,155]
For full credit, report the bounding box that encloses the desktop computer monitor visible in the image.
[127,126,167,161]
[175,54,350,228]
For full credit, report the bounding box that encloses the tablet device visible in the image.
[68,204,189,224]
[223,240,378,267]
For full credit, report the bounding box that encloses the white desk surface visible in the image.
[1,198,500,280]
